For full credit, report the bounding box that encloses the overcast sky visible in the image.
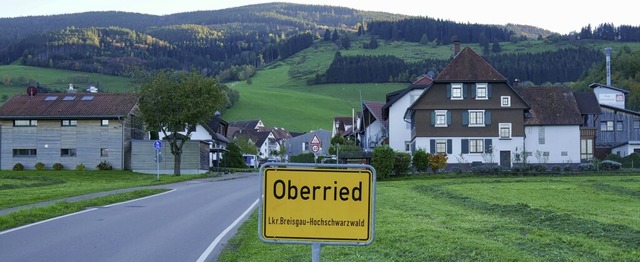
[1,0,636,35]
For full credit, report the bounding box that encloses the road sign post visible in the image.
[258,163,376,262]
[153,140,162,180]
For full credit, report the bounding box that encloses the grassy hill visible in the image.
[2,37,640,133]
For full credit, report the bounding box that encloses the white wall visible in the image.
[364,120,385,150]
[388,90,423,152]
[412,136,524,164]
[524,125,580,164]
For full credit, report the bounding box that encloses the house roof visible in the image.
[259,127,292,140]
[203,114,230,144]
[382,75,433,120]
[236,129,272,147]
[589,83,630,94]
[517,87,582,125]
[227,119,262,139]
[363,100,387,129]
[599,103,640,116]
[228,119,261,129]
[0,93,139,119]
[572,92,602,115]
[434,46,507,82]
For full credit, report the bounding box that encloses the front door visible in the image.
[500,151,511,169]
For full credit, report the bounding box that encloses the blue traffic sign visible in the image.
[153,140,162,150]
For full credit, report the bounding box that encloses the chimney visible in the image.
[605,47,611,86]
[454,40,460,56]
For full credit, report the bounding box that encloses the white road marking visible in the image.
[196,198,260,262]
[0,188,176,235]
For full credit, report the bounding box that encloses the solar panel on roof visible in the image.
[63,96,75,101]
[45,96,57,101]
[81,96,94,101]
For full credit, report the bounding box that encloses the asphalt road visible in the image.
[0,173,261,262]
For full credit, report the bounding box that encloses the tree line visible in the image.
[0,26,314,81]
[314,46,604,85]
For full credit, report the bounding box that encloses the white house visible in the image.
[519,87,583,165]
[382,75,433,152]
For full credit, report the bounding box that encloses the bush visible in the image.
[529,164,547,172]
[289,152,315,163]
[371,145,395,179]
[35,162,46,170]
[427,153,448,173]
[563,165,573,172]
[52,163,64,170]
[449,167,463,175]
[76,163,86,171]
[96,161,112,170]
[12,163,24,171]
[578,162,595,171]
[604,153,623,163]
[412,149,429,173]
[471,164,501,176]
[599,160,622,171]
[621,153,640,168]
[393,152,412,177]
[551,165,562,172]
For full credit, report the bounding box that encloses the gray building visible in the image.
[285,129,332,157]
[0,91,141,170]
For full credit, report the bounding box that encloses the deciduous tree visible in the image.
[138,69,227,175]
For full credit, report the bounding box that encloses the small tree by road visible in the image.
[138,69,228,175]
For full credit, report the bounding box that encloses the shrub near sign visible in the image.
[259,165,375,245]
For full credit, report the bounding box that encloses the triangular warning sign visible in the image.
[310,134,321,145]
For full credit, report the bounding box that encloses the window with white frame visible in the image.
[435,110,447,127]
[435,139,447,153]
[616,121,624,131]
[100,148,109,157]
[469,139,484,153]
[601,121,614,131]
[404,141,411,152]
[469,110,485,126]
[14,120,37,126]
[61,120,77,126]
[101,119,109,126]
[302,142,309,151]
[501,96,511,107]
[499,123,512,139]
[538,126,545,144]
[451,83,463,100]
[476,83,488,99]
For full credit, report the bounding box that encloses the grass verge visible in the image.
[0,189,168,232]
[0,170,219,209]
[218,174,640,261]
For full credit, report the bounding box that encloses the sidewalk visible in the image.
[0,172,258,216]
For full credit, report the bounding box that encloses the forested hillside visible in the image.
[0,2,638,87]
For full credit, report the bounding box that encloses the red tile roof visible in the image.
[517,87,582,125]
[0,93,139,119]
[434,46,507,82]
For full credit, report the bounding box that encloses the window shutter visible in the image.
[471,85,476,98]
[447,139,453,154]
[485,139,492,153]
[447,111,452,125]
[488,84,493,98]
[446,84,452,98]
[461,139,469,154]
[484,111,492,125]
[430,139,435,153]
[462,111,469,126]
[430,111,435,126]
[463,84,468,98]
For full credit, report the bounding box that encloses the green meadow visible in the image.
[219,174,640,261]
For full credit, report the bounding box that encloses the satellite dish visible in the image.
[26,86,38,96]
